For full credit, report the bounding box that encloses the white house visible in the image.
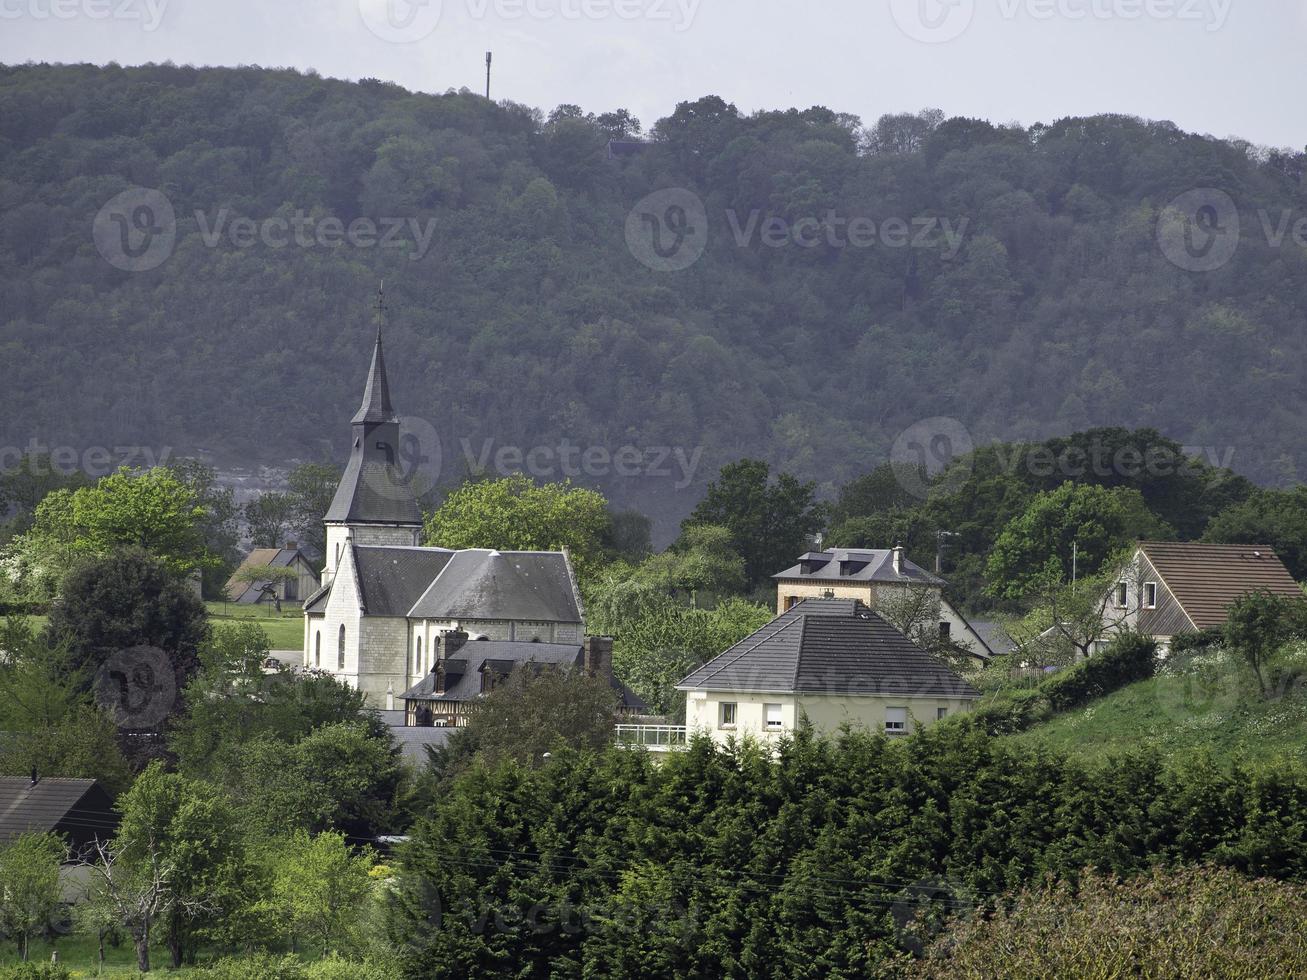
[677,598,978,746]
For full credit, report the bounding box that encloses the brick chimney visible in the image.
[583,636,614,681]
[437,629,469,665]
[892,545,905,576]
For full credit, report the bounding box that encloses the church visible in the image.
[300,326,590,705]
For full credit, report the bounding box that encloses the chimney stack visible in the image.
[286,540,298,552]
[583,636,614,681]
[892,545,905,576]
[30,767,38,787]
[437,629,469,665]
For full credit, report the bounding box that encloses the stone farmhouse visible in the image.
[301,327,592,704]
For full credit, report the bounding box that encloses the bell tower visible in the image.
[322,284,423,582]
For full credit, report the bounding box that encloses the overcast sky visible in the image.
[2,0,1303,148]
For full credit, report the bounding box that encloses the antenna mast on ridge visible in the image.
[485,52,493,100]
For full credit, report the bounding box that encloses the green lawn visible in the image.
[204,601,304,651]
[1010,644,1307,765]
[0,935,206,976]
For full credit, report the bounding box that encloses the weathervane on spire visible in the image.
[375,280,388,340]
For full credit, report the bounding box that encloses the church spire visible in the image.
[351,282,396,425]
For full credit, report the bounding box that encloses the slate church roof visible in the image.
[324,328,423,528]
[679,598,977,699]
[304,546,583,623]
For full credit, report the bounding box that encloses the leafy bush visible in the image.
[1170,627,1224,654]
[914,866,1307,977]
[0,965,71,980]
[304,955,400,980]
[200,953,305,979]
[1042,630,1156,712]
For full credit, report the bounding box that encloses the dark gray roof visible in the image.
[324,455,424,526]
[389,725,455,765]
[353,546,455,617]
[400,640,646,710]
[774,549,944,586]
[353,330,395,425]
[969,619,1015,656]
[0,778,118,845]
[409,550,582,623]
[679,599,978,699]
[324,330,423,527]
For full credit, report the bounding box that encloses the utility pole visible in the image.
[485,52,492,100]
[935,530,958,575]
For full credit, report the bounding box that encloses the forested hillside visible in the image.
[2,63,1306,536]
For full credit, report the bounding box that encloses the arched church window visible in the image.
[338,625,346,670]
[314,631,321,668]
[415,635,423,675]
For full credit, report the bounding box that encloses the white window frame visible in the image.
[1114,582,1129,609]
[764,703,783,731]
[885,706,908,734]
[719,702,737,729]
[936,707,948,721]
[1144,582,1158,610]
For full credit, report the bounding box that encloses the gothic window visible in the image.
[314,631,321,668]
[338,625,346,670]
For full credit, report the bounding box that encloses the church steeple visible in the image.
[322,285,423,575]
[352,285,396,424]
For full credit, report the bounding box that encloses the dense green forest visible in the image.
[2,63,1306,539]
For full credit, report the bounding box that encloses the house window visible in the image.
[720,703,737,729]
[285,577,298,601]
[764,703,783,731]
[885,707,908,734]
[938,621,951,641]
[784,596,798,611]
[314,631,321,668]
[936,707,949,721]
[337,625,346,671]
[1144,583,1158,609]
[1115,582,1128,609]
